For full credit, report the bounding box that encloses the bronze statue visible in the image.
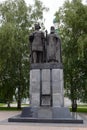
[29,24,62,64]
[29,23,45,63]
[47,26,62,63]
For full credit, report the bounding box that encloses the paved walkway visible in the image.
[0,111,87,130]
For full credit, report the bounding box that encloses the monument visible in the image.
[29,25,64,109]
[8,24,83,123]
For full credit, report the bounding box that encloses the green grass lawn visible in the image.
[0,103,6,107]
[70,105,87,113]
[0,103,29,111]
[0,107,21,111]
[77,105,87,108]
[0,103,87,112]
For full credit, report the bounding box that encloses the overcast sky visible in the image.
[25,0,67,32]
[40,0,65,32]
[0,0,87,32]
[24,0,87,32]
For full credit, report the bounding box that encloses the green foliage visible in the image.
[70,105,87,113]
[0,107,21,111]
[0,103,5,107]
[55,0,87,103]
[0,0,48,108]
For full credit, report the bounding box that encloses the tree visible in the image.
[55,0,87,107]
[0,0,48,108]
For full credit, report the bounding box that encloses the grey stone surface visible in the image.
[53,93,63,107]
[41,96,51,106]
[30,68,64,107]
[30,69,40,82]
[52,69,64,107]
[30,81,40,93]
[21,107,38,118]
[30,62,63,69]
[60,69,63,80]
[31,93,40,107]
[42,81,51,94]
[60,80,64,93]
[38,107,52,118]
[42,69,50,81]
[61,94,64,107]
[8,106,83,123]
[52,69,60,81]
[52,107,72,119]
[52,81,61,93]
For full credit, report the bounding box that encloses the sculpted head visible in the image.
[34,23,41,30]
[50,26,55,33]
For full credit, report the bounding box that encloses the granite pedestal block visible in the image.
[8,63,83,123]
[8,106,83,123]
[30,68,64,107]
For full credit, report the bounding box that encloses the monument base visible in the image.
[8,63,83,123]
[30,64,64,107]
[8,107,83,124]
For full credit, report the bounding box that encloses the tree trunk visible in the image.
[17,99,21,109]
[72,99,77,112]
[17,57,22,109]
[71,80,77,112]
[7,101,10,108]
[17,86,21,109]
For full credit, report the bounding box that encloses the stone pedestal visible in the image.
[30,68,64,107]
[8,63,83,123]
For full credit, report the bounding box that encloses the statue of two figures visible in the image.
[29,23,62,64]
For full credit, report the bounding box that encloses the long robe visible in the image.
[47,33,62,63]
